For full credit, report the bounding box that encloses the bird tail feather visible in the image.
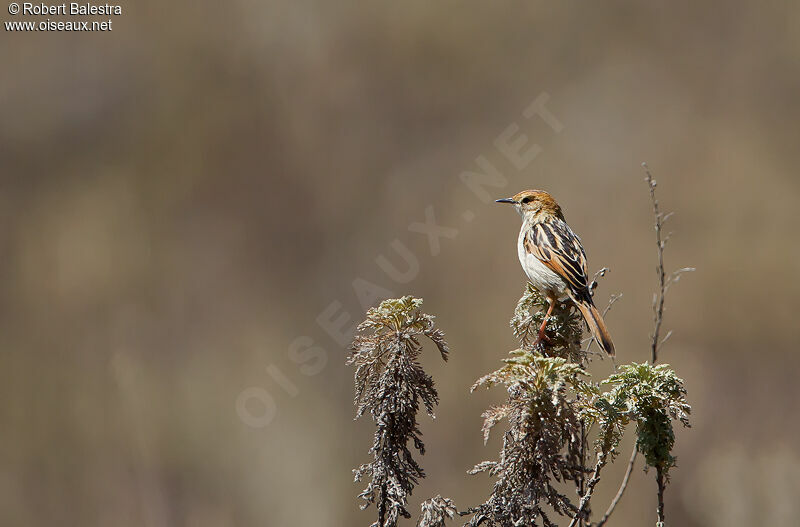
[574,298,615,356]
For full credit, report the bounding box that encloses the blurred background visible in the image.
[2,1,800,525]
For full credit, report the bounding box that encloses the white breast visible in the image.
[517,223,569,299]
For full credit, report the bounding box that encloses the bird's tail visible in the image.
[573,297,615,356]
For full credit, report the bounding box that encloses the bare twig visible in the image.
[602,293,623,317]
[578,421,587,527]
[569,452,609,527]
[665,267,696,295]
[595,446,637,527]
[658,330,674,349]
[656,466,666,526]
[644,164,695,364]
[644,164,667,365]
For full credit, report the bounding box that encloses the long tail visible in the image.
[573,297,615,356]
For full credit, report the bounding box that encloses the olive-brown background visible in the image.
[2,1,799,526]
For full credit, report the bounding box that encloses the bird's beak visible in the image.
[495,198,516,204]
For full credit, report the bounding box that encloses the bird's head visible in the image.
[496,190,564,220]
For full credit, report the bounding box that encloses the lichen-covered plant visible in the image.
[349,296,449,527]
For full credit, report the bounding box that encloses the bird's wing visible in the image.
[523,219,590,296]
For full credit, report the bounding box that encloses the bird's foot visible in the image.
[533,330,552,350]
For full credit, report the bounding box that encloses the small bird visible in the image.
[496,190,615,355]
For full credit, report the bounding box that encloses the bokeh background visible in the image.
[2,1,800,526]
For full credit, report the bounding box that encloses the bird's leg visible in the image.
[534,296,556,349]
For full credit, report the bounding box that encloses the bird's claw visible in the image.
[533,332,552,350]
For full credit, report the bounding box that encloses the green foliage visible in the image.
[579,386,628,459]
[602,363,691,476]
[348,296,450,527]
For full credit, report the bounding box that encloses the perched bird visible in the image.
[496,190,615,355]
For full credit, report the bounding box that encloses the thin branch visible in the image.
[569,452,608,527]
[578,421,587,527]
[602,293,623,317]
[595,447,637,527]
[658,330,674,349]
[664,267,696,294]
[643,163,667,365]
[656,466,666,526]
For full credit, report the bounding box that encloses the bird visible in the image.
[496,190,615,355]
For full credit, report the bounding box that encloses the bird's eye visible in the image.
[521,197,531,204]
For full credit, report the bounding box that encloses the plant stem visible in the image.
[595,446,637,527]
[644,164,666,365]
[645,164,670,527]
[578,421,587,527]
[569,452,607,527]
[656,465,666,526]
